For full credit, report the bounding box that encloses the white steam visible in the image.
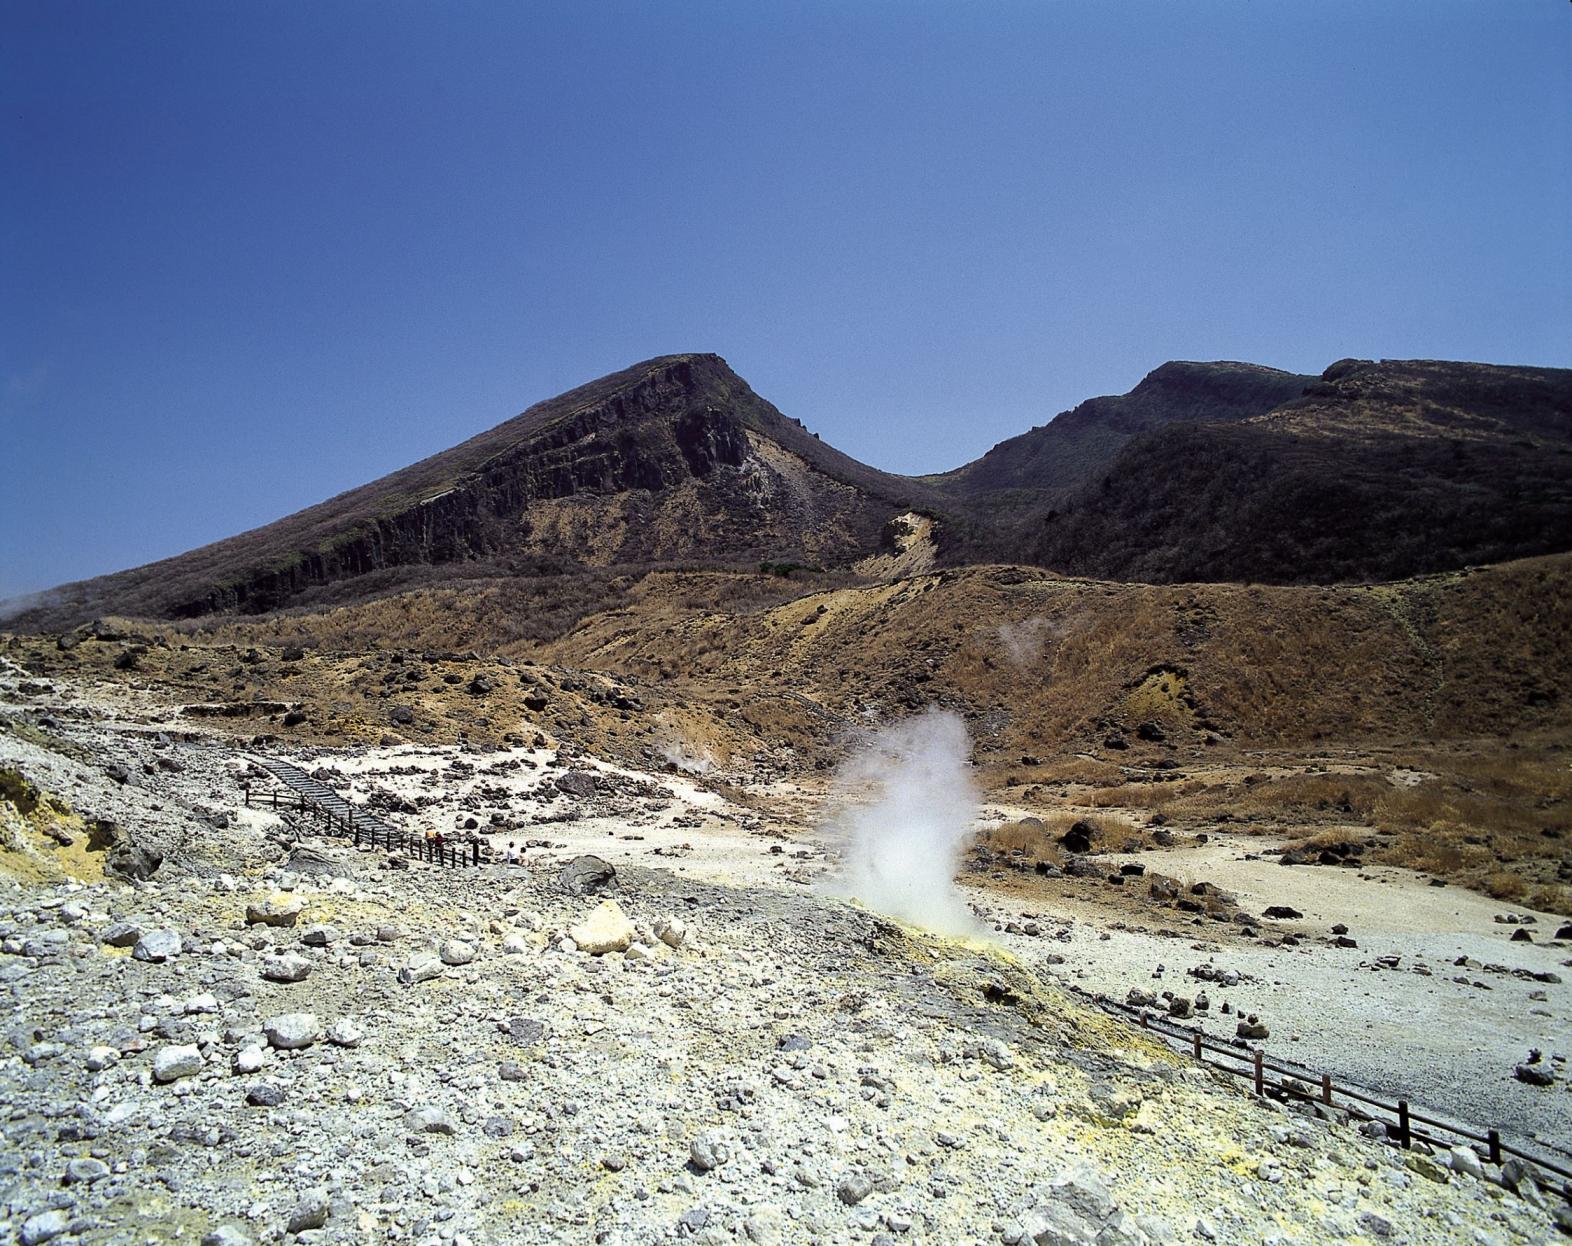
[996,616,1060,668]
[819,708,980,935]
[0,588,62,625]
[653,715,717,775]
[658,738,715,775]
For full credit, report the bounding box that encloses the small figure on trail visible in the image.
[433,831,446,850]
[504,841,518,865]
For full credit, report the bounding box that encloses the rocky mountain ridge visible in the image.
[12,352,1572,629]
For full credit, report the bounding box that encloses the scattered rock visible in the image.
[690,1131,728,1172]
[569,899,636,955]
[133,927,182,962]
[654,915,687,948]
[246,1081,286,1107]
[20,1210,71,1246]
[835,1171,873,1205]
[260,952,312,983]
[286,1190,330,1233]
[405,1105,457,1135]
[1236,1014,1269,1041]
[246,894,304,927]
[263,1013,320,1050]
[101,921,142,948]
[152,1043,204,1083]
[64,1157,110,1184]
[398,951,447,985]
[440,938,476,966]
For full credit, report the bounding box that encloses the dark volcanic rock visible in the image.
[559,854,616,896]
[555,771,598,799]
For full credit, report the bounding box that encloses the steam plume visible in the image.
[0,588,62,626]
[819,708,980,935]
[997,616,1060,668]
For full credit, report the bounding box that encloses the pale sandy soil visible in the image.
[971,832,1572,1158]
[274,742,1572,1157]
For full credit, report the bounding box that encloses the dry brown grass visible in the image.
[1084,780,1203,809]
[972,812,1140,862]
[1029,757,1125,787]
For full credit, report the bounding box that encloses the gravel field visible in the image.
[1,665,1569,1244]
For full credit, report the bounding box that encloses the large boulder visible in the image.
[568,900,636,955]
[559,854,616,896]
[554,771,598,799]
[132,928,182,962]
[246,894,304,927]
[263,1013,320,1050]
[1010,1164,1147,1246]
[105,827,162,880]
[152,1044,204,1083]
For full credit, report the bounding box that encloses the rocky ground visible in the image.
[2,668,1571,1244]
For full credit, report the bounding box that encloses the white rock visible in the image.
[398,951,446,985]
[152,1043,204,1083]
[263,1012,320,1050]
[328,1018,364,1047]
[569,900,636,955]
[501,933,530,955]
[234,1045,265,1074]
[85,1045,120,1072]
[20,1209,70,1245]
[654,915,687,948]
[245,894,303,927]
[183,992,220,1014]
[261,953,312,983]
[1449,1145,1484,1180]
[133,928,182,962]
[440,939,476,966]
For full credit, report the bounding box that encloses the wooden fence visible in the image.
[1093,993,1571,1202]
[241,757,484,870]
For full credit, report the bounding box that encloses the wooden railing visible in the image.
[241,758,484,870]
[1093,993,1571,1201]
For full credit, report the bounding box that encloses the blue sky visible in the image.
[3,0,1569,600]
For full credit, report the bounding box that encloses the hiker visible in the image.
[504,841,518,865]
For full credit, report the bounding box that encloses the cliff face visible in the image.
[22,355,935,626]
[931,361,1315,503]
[12,352,1572,629]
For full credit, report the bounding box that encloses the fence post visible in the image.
[1397,1101,1411,1149]
[243,784,250,807]
[472,841,480,867]
[1253,1049,1264,1096]
[1488,1130,1501,1165]
[1192,1031,1202,1061]
[1321,1073,1332,1106]
[1139,1012,1148,1030]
